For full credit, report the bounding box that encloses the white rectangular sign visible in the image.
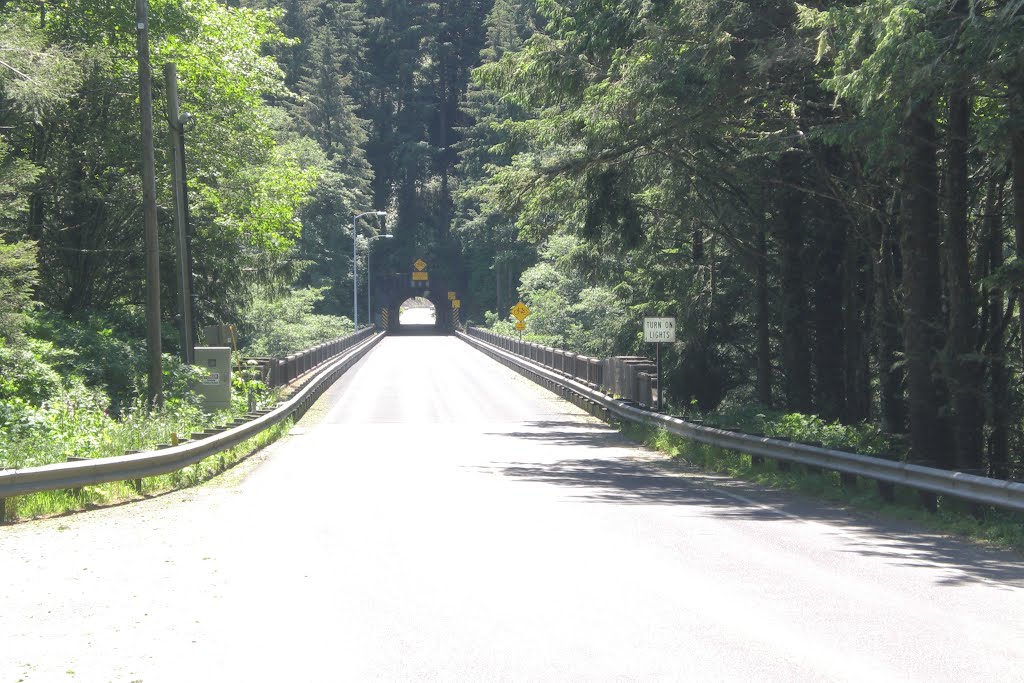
[644,317,676,343]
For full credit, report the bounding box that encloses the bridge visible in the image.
[1,330,1022,680]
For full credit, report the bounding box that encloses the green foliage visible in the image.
[0,238,38,341]
[0,11,82,123]
[0,306,225,470]
[239,286,354,357]
[659,399,900,460]
[0,0,324,320]
[482,233,631,357]
[0,139,40,222]
[0,331,212,470]
[232,358,276,413]
[761,414,897,458]
[28,309,157,411]
[0,338,63,405]
[10,417,294,522]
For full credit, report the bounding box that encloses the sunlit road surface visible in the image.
[399,304,435,325]
[2,336,1023,682]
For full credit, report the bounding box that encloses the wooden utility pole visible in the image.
[137,0,162,407]
[165,62,194,365]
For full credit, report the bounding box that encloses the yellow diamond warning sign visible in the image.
[511,301,531,321]
[413,258,427,271]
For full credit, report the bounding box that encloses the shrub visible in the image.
[28,309,148,411]
[239,287,353,357]
[0,338,64,404]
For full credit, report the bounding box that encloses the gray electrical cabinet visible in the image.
[193,346,232,411]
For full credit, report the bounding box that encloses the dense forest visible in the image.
[2,1,1023,486]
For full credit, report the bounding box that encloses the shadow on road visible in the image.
[480,421,1024,589]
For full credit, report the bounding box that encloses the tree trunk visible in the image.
[775,150,812,412]
[945,87,984,472]
[844,225,871,423]
[873,208,905,434]
[811,148,846,421]
[438,49,451,239]
[902,98,953,488]
[495,255,502,316]
[983,180,1010,479]
[756,228,772,407]
[1012,92,1024,364]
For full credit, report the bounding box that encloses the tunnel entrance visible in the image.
[398,297,436,331]
[375,273,455,334]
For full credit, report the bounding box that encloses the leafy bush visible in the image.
[761,413,897,458]
[692,402,901,459]
[0,238,39,342]
[0,330,216,470]
[232,357,276,413]
[28,309,148,411]
[239,287,353,357]
[0,338,64,404]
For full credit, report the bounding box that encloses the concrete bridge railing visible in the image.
[465,327,657,408]
[243,326,377,389]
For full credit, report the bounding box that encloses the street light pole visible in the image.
[352,210,387,328]
[367,233,393,327]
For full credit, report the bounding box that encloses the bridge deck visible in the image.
[1,336,1022,680]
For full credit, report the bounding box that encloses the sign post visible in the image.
[643,317,676,411]
[511,301,531,341]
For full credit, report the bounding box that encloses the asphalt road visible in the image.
[2,336,1023,681]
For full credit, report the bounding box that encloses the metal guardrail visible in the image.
[459,329,1024,513]
[0,331,385,517]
